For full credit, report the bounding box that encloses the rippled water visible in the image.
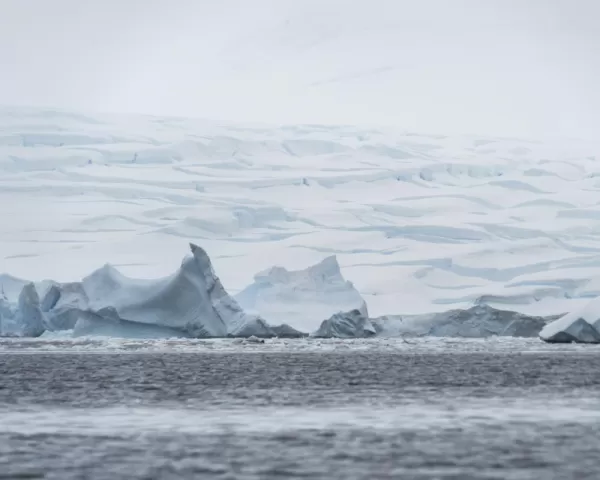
[1,339,600,479]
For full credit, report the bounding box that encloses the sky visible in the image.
[1,0,599,139]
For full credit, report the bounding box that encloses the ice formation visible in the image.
[3,107,600,323]
[71,243,272,338]
[0,248,558,340]
[3,107,600,340]
[3,244,280,339]
[0,283,45,337]
[307,304,550,339]
[539,297,600,343]
[312,309,376,338]
[372,305,551,338]
[235,256,368,333]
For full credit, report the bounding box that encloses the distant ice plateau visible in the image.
[1,106,600,341]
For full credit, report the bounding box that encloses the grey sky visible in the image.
[1,0,599,139]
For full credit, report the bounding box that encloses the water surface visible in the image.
[1,339,599,479]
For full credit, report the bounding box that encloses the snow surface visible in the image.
[1,106,600,328]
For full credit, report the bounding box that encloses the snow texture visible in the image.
[2,107,600,338]
[235,255,368,332]
[539,297,600,343]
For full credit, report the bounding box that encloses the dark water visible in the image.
[1,351,600,479]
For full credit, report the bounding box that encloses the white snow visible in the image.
[1,106,600,329]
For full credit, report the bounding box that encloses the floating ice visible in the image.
[539,297,600,343]
[312,309,376,338]
[235,256,368,333]
[3,244,280,339]
[373,304,551,338]
[0,283,45,337]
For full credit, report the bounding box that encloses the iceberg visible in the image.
[539,297,600,343]
[372,304,550,338]
[67,243,275,338]
[235,256,368,333]
[4,244,278,339]
[312,309,376,338]
[0,247,561,341]
[0,283,45,337]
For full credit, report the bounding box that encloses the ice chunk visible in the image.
[312,309,376,338]
[0,274,29,304]
[540,297,600,343]
[235,256,368,332]
[45,243,272,338]
[0,283,45,337]
[41,282,89,331]
[373,304,549,338]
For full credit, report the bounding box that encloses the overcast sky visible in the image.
[1,0,599,139]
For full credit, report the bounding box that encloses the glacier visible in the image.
[1,106,600,340]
